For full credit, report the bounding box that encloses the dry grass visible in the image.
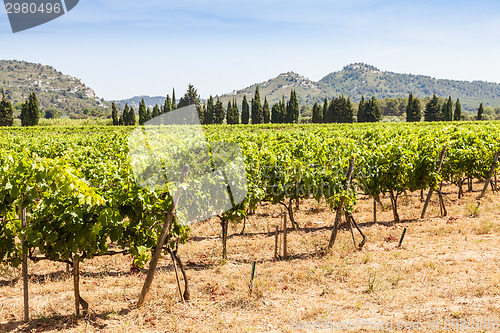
[1,183,500,332]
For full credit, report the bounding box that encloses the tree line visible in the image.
[0,85,491,127]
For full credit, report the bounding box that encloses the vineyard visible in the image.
[1,122,500,331]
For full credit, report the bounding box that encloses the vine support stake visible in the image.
[249,261,256,295]
[479,151,500,199]
[274,225,279,260]
[137,165,190,308]
[328,156,355,250]
[283,213,287,260]
[73,258,80,316]
[398,228,407,248]
[168,249,184,302]
[21,206,29,323]
[421,146,447,219]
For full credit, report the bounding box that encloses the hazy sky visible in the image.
[1,0,500,100]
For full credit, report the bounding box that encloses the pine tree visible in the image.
[322,98,329,123]
[357,96,366,123]
[454,99,462,121]
[172,89,176,109]
[408,94,422,122]
[241,95,249,124]
[263,97,270,123]
[312,102,322,123]
[0,89,14,127]
[152,104,160,118]
[164,95,172,114]
[178,84,200,108]
[205,96,214,124]
[477,103,484,120]
[214,97,225,124]
[111,102,119,125]
[251,86,263,124]
[286,90,299,123]
[138,98,147,125]
[361,96,381,123]
[424,94,441,122]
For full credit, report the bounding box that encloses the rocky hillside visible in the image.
[0,60,108,115]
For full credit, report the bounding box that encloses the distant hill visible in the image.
[112,96,167,110]
[0,60,108,116]
[218,63,500,112]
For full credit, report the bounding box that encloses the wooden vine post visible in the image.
[479,151,500,199]
[137,165,190,307]
[283,213,287,260]
[73,258,80,316]
[274,225,279,260]
[328,156,355,250]
[21,206,29,322]
[421,146,447,219]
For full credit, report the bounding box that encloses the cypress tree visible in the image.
[454,99,462,121]
[214,97,225,124]
[357,96,366,123]
[172,89,176,109]
[263,97,270,123]
[152,104,160,118]
[164,95,172,114]
[445,97,453,121]
[139,98,147,125]
[322,98,329,123]
[406,92,414,122]
[280,95,287,123]
[477,103,484,120]
[146,107,152,122]
[241,95,249,124]
[129,107,136,125]
[226,101,234,124]
[286,90,299,123]
[345,97,354,123]
[271,103,279,123]
[205,96,214,124]
[424,94,441,122]
[312,102,322,123]
[122,104,130,125]
[0,89,14,127]
[20,100,30,127]
[28,92,39,126]
[251,86,263,124]
[441,103,448,121]
[327,97,339,123]
[227,98,239,124]
[111,102,119,125]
